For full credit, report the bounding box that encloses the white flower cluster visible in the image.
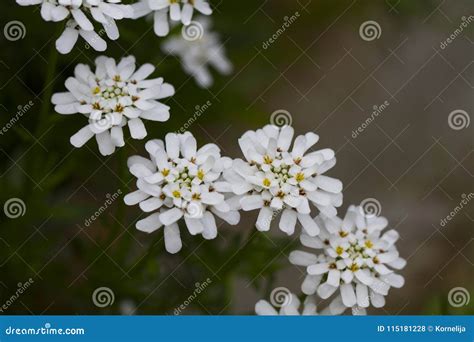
[162,17,232,88]
[291,205,405,313]
[131,0,212,37]
[124,132,239,253]
[52,56,174,155]
[16,0,133,54]
[256,205,406,316]
[224,124,342,236]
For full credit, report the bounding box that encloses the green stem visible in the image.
[36,29,60,137]
[27,33,59,191]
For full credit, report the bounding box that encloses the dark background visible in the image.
[0,0,472,314]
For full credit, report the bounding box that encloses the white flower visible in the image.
[51,56,175,156]
[16,0,133,54]
[224,124,343,236]
[289,205,406,312]
[124,132,240,253]
[131,0,212,37]
[162,17,232,88]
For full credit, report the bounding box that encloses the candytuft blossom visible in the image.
[131,0,212,37]
[52,56,174,156]
[224,124,343,236]
[16,0,133,54]
[124,132,240,253]
[289,205,406,313]
[162,17,232,88]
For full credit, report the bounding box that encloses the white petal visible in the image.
[110,126,125,147]
[279,209,297,235]
[340,284,357,307]
[184,216,204,235]
[124,190,149,206]
[326,269,341,287]
[159,208,183,225]
[297,214,320,237]
[56,28,79,54]
[356,284,369,308]
[240,195,264,211]
[289,251,317,266]
[80,30,107,51]
[201,211,217,240]
[255,206,273,231]
[96,131,115,156]
[180,3,193,25]
[128,118,147,139]
[307,263,329,275]
[314,175,343,193]
[164,223,182,254]
[277,126,294,151]
[317,283,337,299]
[153,10,170,37]
[136,212,162,233]
[255,300,278,316]
[70,126,94,148]
[354,269,373,286]
[139,197,163,213]
[71,9,94,31]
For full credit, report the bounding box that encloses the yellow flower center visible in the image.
[295,172,305,182]
[349,263,359,272]
[161,169,170,177]
[263,155,273,164]
[197,169,205,180]
[262,178,271,187]
[365,240,373,248]
[339,231,349,238]
[172,190,181,198]
[336,246,344,255]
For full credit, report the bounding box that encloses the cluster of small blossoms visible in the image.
[162,17,232,88]
[131,0,212,37]
[224,124,343,236]
[52,55,174,156]
[16,0,133,54]
[286,205,406,315]
[124,132,239,253]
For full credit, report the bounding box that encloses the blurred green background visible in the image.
[0,0,473,315]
